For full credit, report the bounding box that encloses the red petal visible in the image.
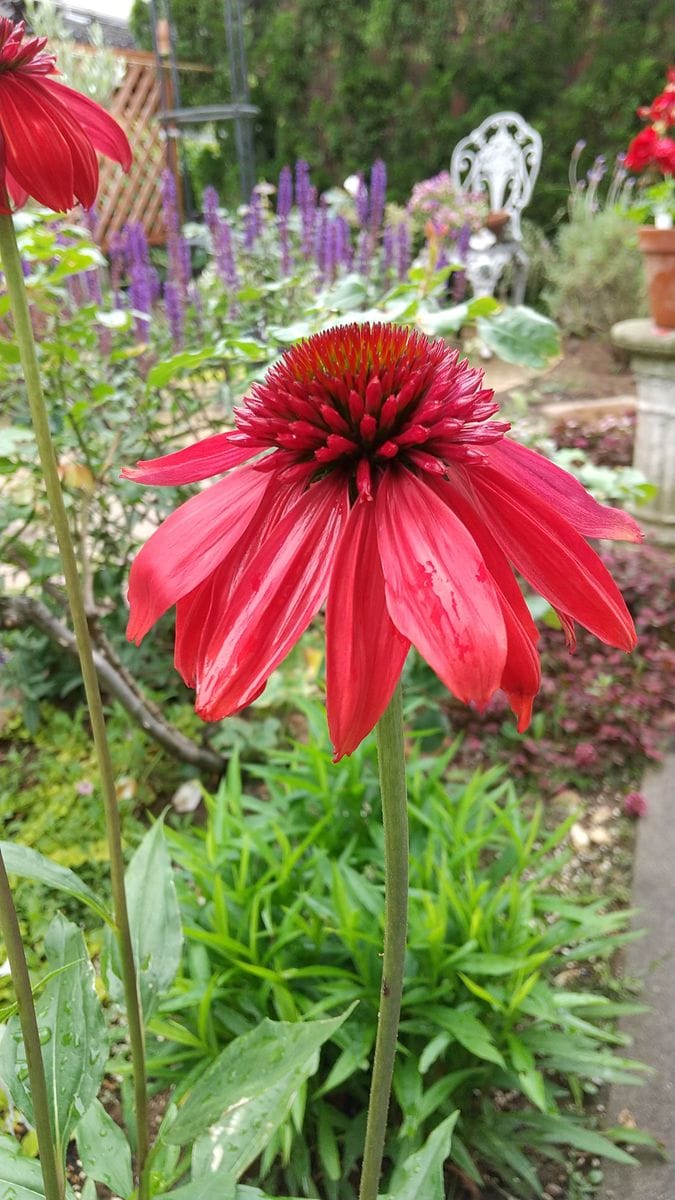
[326,497,410,759]
[0,76,76,210]
[375,468,507,708]
[126,465,269,644]
[488,440,643,542]
[43,79,132,170]
[122,433,263,486]
[174,478,305,687]
[195,473,350,719]
[4,166,28,210]
[468,464,637,651]
[430,476,541,731]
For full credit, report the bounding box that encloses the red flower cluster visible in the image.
[124,323,641,760]
[625,67,675,176]
[0,18,131,214]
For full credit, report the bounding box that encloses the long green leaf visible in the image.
[104,819,182,1020]
[430,1007,505,1067]
[166,1008,353,1184]
[155,1172,235,1200]
[75,1098,133,1197]
[387,1112,459,1200]
[0,916,107,1159]
[0,842,111,924]
[0,1136,76,1200]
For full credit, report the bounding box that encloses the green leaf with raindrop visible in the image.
[75,1098,133,1197]
[0,1134,77,1199]
[0,915,107,1160]
[164,1006,355,1184]
[103,818,182,1021]
[386,1112,459,1200]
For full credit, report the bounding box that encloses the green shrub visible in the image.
[544,207,647,336]
[150,703,646,1198]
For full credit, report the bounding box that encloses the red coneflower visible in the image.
[124,323,641,759]
[0,18,131,214]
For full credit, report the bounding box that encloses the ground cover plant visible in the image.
[0,17,668,1200]
[147,720,651,1199]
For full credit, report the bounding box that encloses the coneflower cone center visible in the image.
[235,323,510,496]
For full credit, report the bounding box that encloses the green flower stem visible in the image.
[0,214,150,1197]
[0,850,64,1200]
[359,681,409,1200]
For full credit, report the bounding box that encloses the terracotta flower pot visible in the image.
[638,226,675,329]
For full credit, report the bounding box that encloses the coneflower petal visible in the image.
[376,468,507,709]
[122,432,264,486]
[469,464,637,651]
[195,473,350,719]
[126,465,270,645]
[326,496,410,759]
[488,439,643,542]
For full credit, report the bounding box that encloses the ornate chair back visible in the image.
[450,111,542,241]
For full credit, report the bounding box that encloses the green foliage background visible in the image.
[131,0,674,221]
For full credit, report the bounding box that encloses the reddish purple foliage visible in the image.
[624,791,648,817]
[552,411,636,467]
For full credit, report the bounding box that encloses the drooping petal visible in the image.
[42,78,132,170]
[376,467,507,708]
[0,76,76,210]
[430,476,540,731]
[126,465,270,644]
[4,165,28,210]
[326,497,410,759]
[174,478,306,687]
[468,464,637,651]
[122,432,264,486]
[487,439,643,542]
[195,473,350,719]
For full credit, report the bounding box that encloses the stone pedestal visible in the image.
[611,319,675,545]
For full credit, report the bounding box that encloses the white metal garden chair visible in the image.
[450,111,542,306]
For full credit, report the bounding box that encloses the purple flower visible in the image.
[83,206,98,238]
[243,189,264,251]
[456,221,471,262]
[203,186,240,297]
[161,168,181,240]
[295,159,311,211]
[124,222,155,341]
[75,779,94,796]
[355,175,369,227]
[277,165,293,219]
[333,215,353,270]
[396,222,411,280]
[296,160,317,259]
[314,203,329,279]
[203,185,220,232]
[382,223,395,275]
[164,279,184,349]
[109,230,125,306]
[368,158,387,231]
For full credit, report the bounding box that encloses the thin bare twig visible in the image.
[1,593,226,775]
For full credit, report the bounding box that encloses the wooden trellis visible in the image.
[92,49,170,250]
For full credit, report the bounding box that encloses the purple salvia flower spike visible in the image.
[355,175,369,228]
[368,158,387,231]
[396,222,411,281]
[277,165,293,219]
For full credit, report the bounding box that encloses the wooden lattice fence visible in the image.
[91,49,170,251]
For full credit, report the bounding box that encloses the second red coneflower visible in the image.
[0,18,131,214]
[124,322,641,759]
